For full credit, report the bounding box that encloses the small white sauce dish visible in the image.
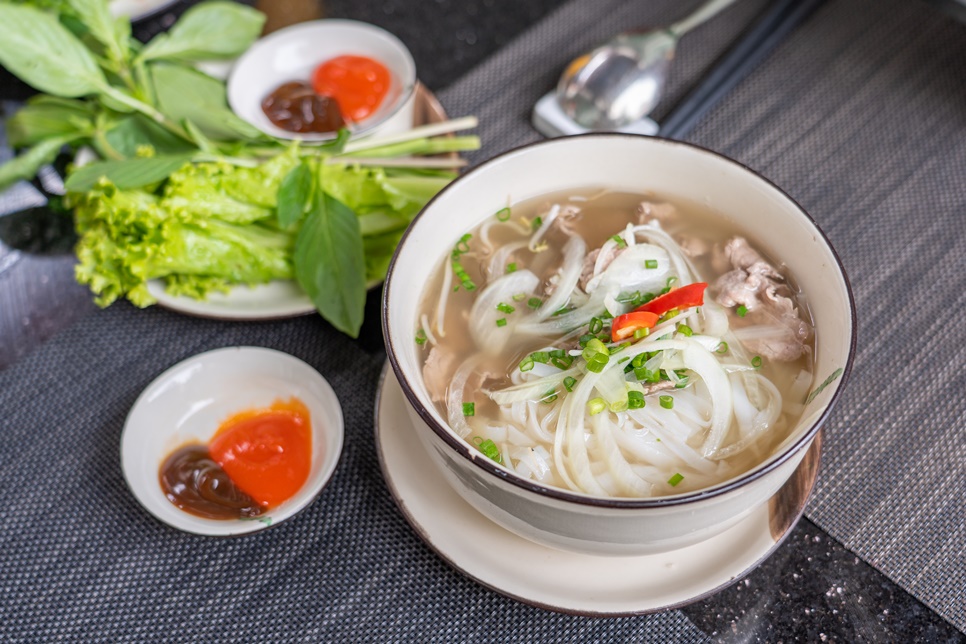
[120,346,344,536]
[228,19,417,142]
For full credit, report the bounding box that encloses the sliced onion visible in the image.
[468,269,540,354]
[533,235,586,322]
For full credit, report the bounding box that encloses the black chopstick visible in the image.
[658,0,828,140]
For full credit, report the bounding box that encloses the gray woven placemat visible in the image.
[439,0,966,631]
[0,305,710,643]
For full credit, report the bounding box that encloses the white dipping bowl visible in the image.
[121,346,344,536]
[228,19,416,141]
[383,134,856,556]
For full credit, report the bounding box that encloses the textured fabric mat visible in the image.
[0,305,713,642]
[2,0,965,640]
[439,0,966,631]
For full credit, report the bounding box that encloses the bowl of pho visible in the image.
[383,134,855,556]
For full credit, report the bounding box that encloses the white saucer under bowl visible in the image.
[375,365,821,615]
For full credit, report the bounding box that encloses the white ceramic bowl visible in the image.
[121,346,344,536]
[383,134,856,556]
[228,19,417,141]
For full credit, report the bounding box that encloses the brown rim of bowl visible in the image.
[382,132,858,510]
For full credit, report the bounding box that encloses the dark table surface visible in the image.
[1,1,964,641]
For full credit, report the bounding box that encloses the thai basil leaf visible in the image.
[67,0,128,65]
[294,189,367,338]
[277,162,313,229]
[64,153,194,192]
[138,1,265,62]
[6,96,95,147]
[0,4,107,97]
[0,135,77,192]
[150,63,262,141]
[103,115,197,158]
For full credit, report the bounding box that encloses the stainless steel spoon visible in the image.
[556,0,739,130]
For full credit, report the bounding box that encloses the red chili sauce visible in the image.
[261,55,391,134]
[159,398,313,520]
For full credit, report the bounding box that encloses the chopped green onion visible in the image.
[455,233,472,255]
[627,390,646,409]
[496,302,515,314]
[645,259,658,269]
[616,291,640,304]
[736,305,748,318]
[617,356,630,364]
[512,292,526,301]
[578,334,595,348]
[583,338,609,357]
[588,397,607,415]
[495,207,511,222]
[563,376,577,392]
[585,354,609,373]
[473,437,502,463]
[668,473,684,487]
[609,399,629,413]
[659,395,674,409]
[415,329,427,345]
[496,318,507,327]
[635,367,660,383]
[531,351,550,364]
[542,389,558,404]
[752,355,763,368]
[519,357,534,372]
[716,341,729,354]
[462,402,475,417]
[676,324,693,337]
[611,234,627,249]
[506,262,518,273]
[451,258,477,292]
[589,317,603,334]
[549,349,573,370]
[633,328,649,340]
[631,354,647,368]
[531,216,543,231]
[527,297,542,309]
[552,305,571,316]
[674,375,690,389]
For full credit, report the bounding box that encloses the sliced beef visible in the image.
[422,345,457,403]
[578,244,623,292]
[637,200,677,224]
[679,235,711,258]
[712,236,812,362]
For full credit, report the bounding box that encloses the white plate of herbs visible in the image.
[0,1,478,336]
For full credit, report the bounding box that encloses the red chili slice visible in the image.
[634,282,708,317]
[611,311,660,342]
